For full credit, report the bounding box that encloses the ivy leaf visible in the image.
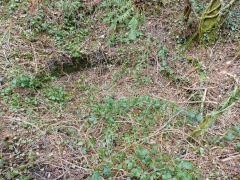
[128,30,137,40]
[0,159,3,168]
[89,172,102,180]
[131,167,143,177]
[162,0,166,6]
[232,126,239,133]
[199,73,207,81]
[236,142,240,152]
[162,173,172,180]
[162,60,167,66]
[109,21,117,32]
[224,133,235,141]
[178,161,194,170]
[77,141,84,146]
[103,167,111,178]
[129,14,139,30]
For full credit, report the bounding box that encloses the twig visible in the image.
[53,171,67,180]
[187,85,240,142]
[233,51,240,61]
[3,116,41,131]
[200,88,208,116]
[148,111,182,138]
[180,100,217,104]
[183,86,217,90]
[221,0,238,13]
[31,43,38,73]
[219,153,240,162]
[2,44,10,62]
[61,159,91,171]
[151,94,218,104]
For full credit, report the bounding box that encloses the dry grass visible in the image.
[0,1,239,179]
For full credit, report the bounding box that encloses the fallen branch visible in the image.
[219,153,240,162]
[187,84,240,142]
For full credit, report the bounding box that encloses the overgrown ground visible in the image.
[0,0,239,179]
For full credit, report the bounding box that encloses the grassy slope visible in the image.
[0,1,239,179]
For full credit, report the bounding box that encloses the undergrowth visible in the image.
[0,0,239,179]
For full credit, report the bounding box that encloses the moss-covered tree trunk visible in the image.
[183,0,192,22]
[186,0,239,48]
[187,85,240,142]
[198,0,222,42]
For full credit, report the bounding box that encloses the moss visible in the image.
[185,0,233,49]
[187,85,240,142]
[199,0,222,42]
[48,54,91,76]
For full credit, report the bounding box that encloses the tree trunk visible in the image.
[198,0,221,42]
[183,0,192,22]
[185,0,239,48]
[187,85,240,142]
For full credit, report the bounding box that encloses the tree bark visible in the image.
[185,0,239,48]
[183,0,192,22]
[187,85,240,142]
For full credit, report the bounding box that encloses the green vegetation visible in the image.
[185,0,240,48]
[0,0,239,179]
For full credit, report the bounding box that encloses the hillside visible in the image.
[0,1,239,179]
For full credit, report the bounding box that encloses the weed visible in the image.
[42,85,71,107]
[74,95,205,178]
[158,44,174,76]
[24,1,89,58]
[102,0,145,43]
[1,0,239,179]
[12,74,41,89]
